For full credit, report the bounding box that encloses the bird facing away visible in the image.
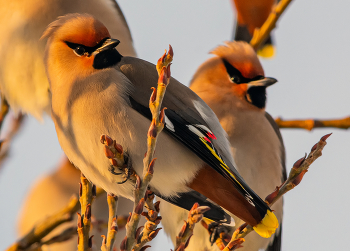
[0,0,136,119]
[162,41,285,250]
[43,14,279,239]
[230,0,278,58]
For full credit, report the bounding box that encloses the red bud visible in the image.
[85,204,91,220]
[110,158,118,166]
[148,158,156,174]
[292,170,308,186]
[77,213,82,228]
[147,119,157,138]
[159,107,167,124]
[293,156,306,169]
[100,135,106,144]
[149,228,162,240]
[311,143,318,152]
[88,235,94,248]
[168,44,174,58]
[104,145,114,158]
[321,133,332,141]
[135,198,145,214]
[265,186,280,204]
[154,201,161,212]
[114,141,123,154]
[101,235,106,245]
[79,182,82,197]
[120,236,127,251]
[140,245,151,251]
[201,220,208,230]
[150,87,157,103]
[135,226,144,240]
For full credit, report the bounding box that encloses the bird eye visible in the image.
[231,76,241,84]
[74,46,86,56]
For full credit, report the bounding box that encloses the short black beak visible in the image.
[247,77,277,88]
[93,38,120,55]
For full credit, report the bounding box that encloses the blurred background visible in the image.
[0,0,349,250]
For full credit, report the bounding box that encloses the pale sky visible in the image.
[1,1,349,250]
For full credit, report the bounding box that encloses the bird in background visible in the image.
[0,0,136,119]
[0,0,136,249]
[43,13,279,242]
[230,0,278,58]
[161,41,286,251]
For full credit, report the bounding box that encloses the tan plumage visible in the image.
[0,0,136,119]
[43,14,278,242]
[3,1,136,249]
[161,41,285,251]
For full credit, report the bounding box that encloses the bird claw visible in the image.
[207,222,232,246]
[108,153,134,184]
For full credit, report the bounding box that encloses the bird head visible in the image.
[191,41,277,110]
[42,14,122,84]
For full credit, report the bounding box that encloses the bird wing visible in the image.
[117,56,271,221]
[264,112,287,182]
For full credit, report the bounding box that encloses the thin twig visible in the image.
[77,174,95,250]
[250,0,293,51]
[275,116,350,130]
[132,191,162,251]
[221,133,331,249]
[175,203,210,251]
[101,194,119,251]
[123,45,173,251]
[6,196,79,251]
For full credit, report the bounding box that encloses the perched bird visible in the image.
[0,0,136,119]
[43,14,279,239]
[163,41,286,250]
[1,1,136,249]
[230,0,278,57]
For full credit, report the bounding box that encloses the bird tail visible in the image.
[233,23,275,58]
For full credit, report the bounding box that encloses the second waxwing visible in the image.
[161,41,286,251]
[43,14,279,240]
[0,0,136,119]
[230,0,278,57]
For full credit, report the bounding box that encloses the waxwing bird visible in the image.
[0,0,136,119]
[230,0,278,58]
[162,41,286,250]
[1,1,136,249]
[43,14,279,239]
[19,158,135,251]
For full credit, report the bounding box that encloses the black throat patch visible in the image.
[247,86,267,109]
[93,49,123,69]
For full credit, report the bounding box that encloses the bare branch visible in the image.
[124,45,173,251]
[175,203,210,251]
[250,0,293,51]
[77,174,94,251]
[275,116,350,130]
[101,194,118,251]
[221,133,331,249]
[6,196,79,251]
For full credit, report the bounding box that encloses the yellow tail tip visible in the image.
[257,44,275,58]
[253,210,279,238]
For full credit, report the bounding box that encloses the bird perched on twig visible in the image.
[230,0,278,57]
[43,14,279,239]
[161,41,286,251]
